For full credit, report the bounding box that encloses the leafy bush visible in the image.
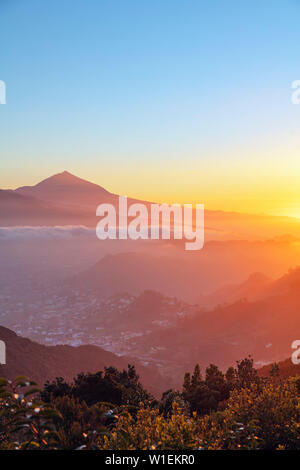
[42,365,151,407]
[1,361,300,450]
[0,376,61,449]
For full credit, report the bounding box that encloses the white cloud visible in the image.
[0,226,95,240]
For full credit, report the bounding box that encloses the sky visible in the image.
[1,0,300,215]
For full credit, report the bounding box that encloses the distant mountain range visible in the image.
[1,171,300,241]
[0,325,169,397]
[0,171,151,227]
[66,242,300,302]
[53,267,300,383]
[2,171,300,391]
[118,266,300,381]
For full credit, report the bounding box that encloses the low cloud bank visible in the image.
[0,226,95,240]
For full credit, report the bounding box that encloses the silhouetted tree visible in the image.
[41,376,72,402]
[270,363,280,379]
[235,356,260,390]
[225,366,236,391]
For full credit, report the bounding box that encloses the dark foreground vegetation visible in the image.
[1,357,299,450]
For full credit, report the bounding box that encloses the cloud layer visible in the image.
[0,226,96,240]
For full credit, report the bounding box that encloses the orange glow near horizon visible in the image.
[2,153,300,217]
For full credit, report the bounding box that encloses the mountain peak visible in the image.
[15,171,113,207]
[36,171,95,187]
[56,170,75,178]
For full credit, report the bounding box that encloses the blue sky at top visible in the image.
[1,0,300,213]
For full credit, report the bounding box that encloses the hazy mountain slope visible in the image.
[0,187,95,226]
[261,266,300,298]
[0,326,169,397]
[197,272,273,308]
[259,357,300,379]
[67,241,300,303]
[1,171,148,227]
[69,252,198,299]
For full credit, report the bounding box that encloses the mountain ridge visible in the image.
[0,325,169,397]
[1,171,300,241]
